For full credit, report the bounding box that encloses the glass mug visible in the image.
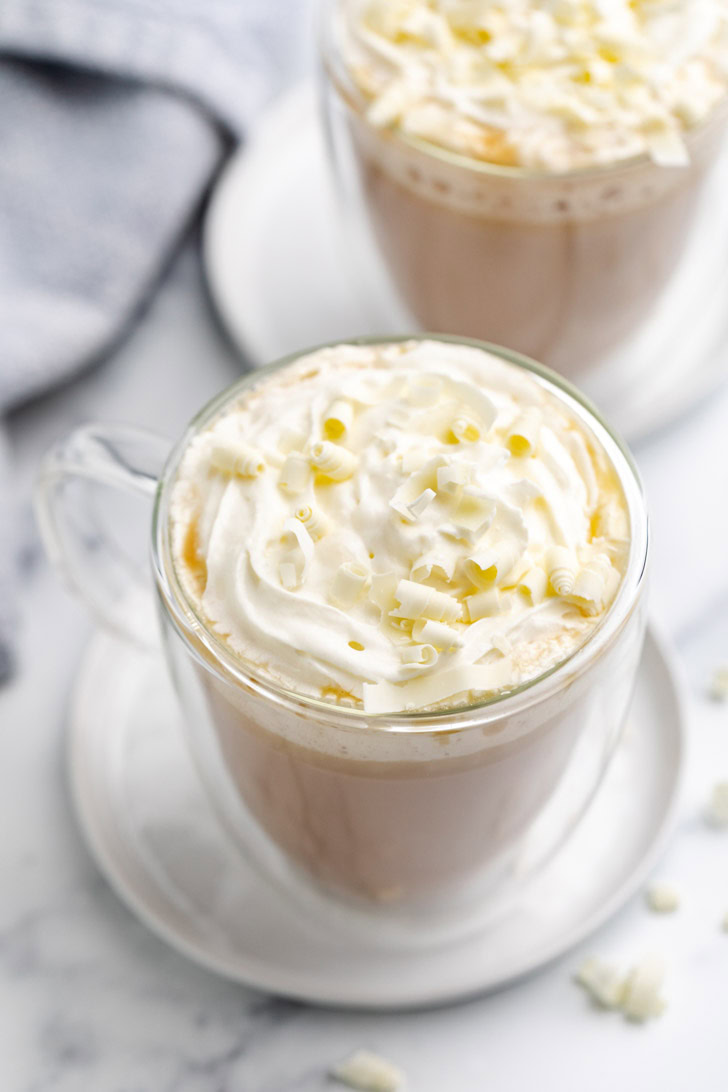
[320,0,728,378]
[37,336,648,945]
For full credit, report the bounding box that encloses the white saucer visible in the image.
[68,626,684,1010]
[203,83,728,444]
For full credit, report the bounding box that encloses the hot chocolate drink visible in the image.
[168,339,644,904]
[323,1,728,375]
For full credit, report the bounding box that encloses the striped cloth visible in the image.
[0,0,311,681]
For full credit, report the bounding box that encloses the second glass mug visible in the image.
[320,0,728,379]
[36,336,649,945]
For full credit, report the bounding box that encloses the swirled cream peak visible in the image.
[170,341,629,714]
[336,0,728,169]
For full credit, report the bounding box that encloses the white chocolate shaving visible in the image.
[575,958,626,1010]
[569,555,614,615]
[448,380,497,432]
[279,452,311,495]
[448,490,495,542]
[645,884,680,914]
[546,545,578,596]
[369,571,398,615]
[208,439,265,479]
[464,588,501,622]
[464,538,522,589]
[621,956,667,1023]
[311,440,358,481]
[449,414,481,443]
[324,398,354,440]
[706,781,728,828]
[295,505,329,541]
[391,579,463,623]
[331,561,372,608]
[410,550,455,583]
[575,954,667,1022]
[491,631,512,656]
[518,566,548,605]
[411,618,462,649]
[407,487,436,520]
[507,479,542,507]
[279,518,315,589]
[709,664,728,701]
[330,1049,406,1092]
[436,462,472,494]
[506,410,541,457]
[401,643,439,667]
[390,455,448,519]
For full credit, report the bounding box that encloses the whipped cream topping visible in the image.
[170,341,629,714]
[335,0,728,170]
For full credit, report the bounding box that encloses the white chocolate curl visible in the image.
[209,439,265,479]
[401,644,439,668]
[391,579,463,623]
[570,555,614,615]
[546,546,578,596]
[464,538,522,589]
[311,440,358,481]
[279,518,315,589]
[330,562,371,608]
[518,567,548,605]
[410,550,455,583]
[449,414,480,443]
[436,462,471,494]
[390,455,447,519]
[574,958,626,1011]
[330,1049,406,1092]
[279,452,311,495]
[621,957,667,1023]
[294,505,329,541]
[412,618,462,649]
[506,410,541,457]
[323,398,353,440]
[407,488,436,520]
[465,588,501,622]
[449,491,495,542]
[491,631,512,656]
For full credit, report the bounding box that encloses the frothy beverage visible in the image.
[324,1,728,375]
[169,339,643,903]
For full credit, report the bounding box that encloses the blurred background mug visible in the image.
[36,336,649,944]
[320,0,728,378]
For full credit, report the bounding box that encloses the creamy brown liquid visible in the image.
[344,106,725,376]
[186,607,642,905]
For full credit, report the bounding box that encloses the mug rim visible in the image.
[318,0,728,183]
[151,334,648,732]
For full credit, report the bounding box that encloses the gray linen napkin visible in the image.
[0,0,310,681]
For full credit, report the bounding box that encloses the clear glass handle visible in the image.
[35,424,172,647]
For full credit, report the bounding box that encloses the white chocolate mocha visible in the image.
[337,0,728,170]
[171,341,629,714]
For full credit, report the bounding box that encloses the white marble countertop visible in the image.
[3,234,728,1091]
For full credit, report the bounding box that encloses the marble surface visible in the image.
[3,236,728,1090]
